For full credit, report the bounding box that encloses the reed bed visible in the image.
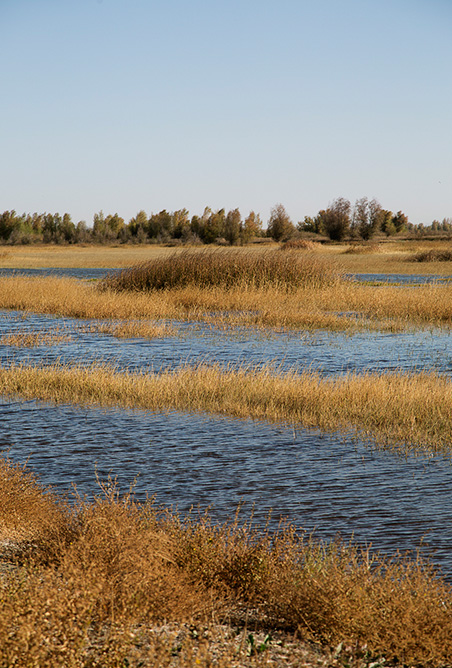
[99,249,342,292]
[3,272,452,331]
[0,329,72,348]
[0,361,451,452]
[1,456,452,666]
[82,320,174,340]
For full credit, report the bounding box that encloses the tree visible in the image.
[241,211,263,243]
[267,203,295,241]
[128,210,149,239]
[199,208,225,244]
[172,209,190,239]
[297,214,325,235]
[322,197,351,241]
[392,211,408,234]
[224,208,241,245]
[60,213,76,242]
[148,210,173,240]
[380,209,396,236]
[75,220,90,243]
[0,210,22,241]
[104,213,124,238]
[352,197,382,240]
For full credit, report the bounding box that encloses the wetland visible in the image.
[2,241,452,665]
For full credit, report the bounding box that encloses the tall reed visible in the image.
[3,273,452,331]
[99,249,342,292]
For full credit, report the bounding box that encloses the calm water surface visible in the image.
[1,268,452,575]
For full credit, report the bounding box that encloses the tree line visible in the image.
[0,199,446,245]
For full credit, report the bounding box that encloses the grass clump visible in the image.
[0,329,72,348]
[280,239,321,251]
[99,249,342,292]
[2,458,452,666]
[82,320,174,340]
[1,361,452,453]
[408,248,452,262]
[343,242,382,254]
[4,272,452,332]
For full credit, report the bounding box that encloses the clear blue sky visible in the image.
[1,0,451,226]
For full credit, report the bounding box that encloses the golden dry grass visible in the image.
[0,329,72,347]
[322,239,452,275]
[280,239,321,251]
[3,270,452,331]
[342,242,382,254]
[2,239,452,274]
[99,249,341,292]
[2,457,452,666]
[0,243,184,268]
[0,361,451,453]
[82,320,174,340]
[408,248,452,262]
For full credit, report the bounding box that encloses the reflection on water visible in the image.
[2,398,452,575]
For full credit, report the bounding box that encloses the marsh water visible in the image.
[1,270,452,576]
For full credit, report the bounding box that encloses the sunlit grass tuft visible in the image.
[3,272,452,332]
[0,329,72,348]
[343,242,382,254]
[82,320,174,340]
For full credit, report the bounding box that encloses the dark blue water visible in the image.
[0,267,118,280]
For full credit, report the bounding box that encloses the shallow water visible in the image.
[1,268,452,576]
[2,398,452,574]
[0,310,451,376]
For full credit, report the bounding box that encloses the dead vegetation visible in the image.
[1,457,452,667]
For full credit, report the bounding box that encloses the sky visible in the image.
[1,0,451,227]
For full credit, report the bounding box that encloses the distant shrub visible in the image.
[343,243,382,254]
[100,249,342,293]
[408,249,452,262]
[280,239,321,251]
